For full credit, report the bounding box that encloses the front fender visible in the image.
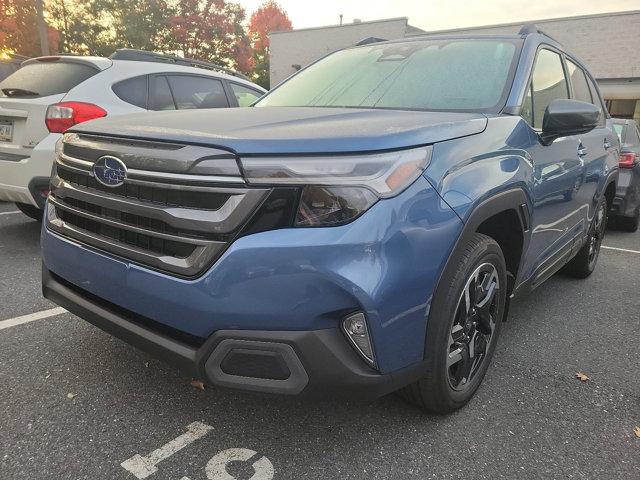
[424,116,536,222]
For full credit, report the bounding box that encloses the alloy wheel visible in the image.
[447,262,500,391]
[587,202,607,268]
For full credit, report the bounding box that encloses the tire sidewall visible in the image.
[423,235,508,410]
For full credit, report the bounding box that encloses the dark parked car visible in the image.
[41,25,618,413]
[610,118,640,231]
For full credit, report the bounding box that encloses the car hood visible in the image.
[72,107,488,155]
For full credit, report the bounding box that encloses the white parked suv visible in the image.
[0,49,266,219]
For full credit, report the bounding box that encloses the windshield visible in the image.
[256,38,520,112]
[0,61,98,98]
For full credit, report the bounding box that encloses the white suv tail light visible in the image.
[45,102,107,133]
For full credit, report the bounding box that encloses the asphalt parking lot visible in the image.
[1,200,639,480]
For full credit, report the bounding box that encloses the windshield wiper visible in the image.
[1,88,39,97]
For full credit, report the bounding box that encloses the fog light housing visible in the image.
[342,312,376,368]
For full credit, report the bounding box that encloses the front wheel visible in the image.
[562,197,608,278]
[399,233,507,414]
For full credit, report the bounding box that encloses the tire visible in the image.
[619,211,639,233]
[15,202,43,222]
[399,233,507,414]
[562,197,608,278]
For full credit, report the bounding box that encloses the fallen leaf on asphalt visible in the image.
[634,426,640,438]
[575,372,589,382]
[190,379,205,391]
[67,392,77,399]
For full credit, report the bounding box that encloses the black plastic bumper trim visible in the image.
[28,177,51,209]
[43,266,428,399]
[206,339,309,394]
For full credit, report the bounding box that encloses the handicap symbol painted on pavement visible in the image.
[206,448,274,480]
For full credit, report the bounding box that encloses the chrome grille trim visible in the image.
[49,196,219,246]
[56,151,245,185]
[51,176,267,233]
[126,169,245,185]
[48,203,222,276]
[48,135,269,277]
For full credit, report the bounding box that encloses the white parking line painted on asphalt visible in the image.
[602,245,640,255]
[121,421,214,479]
[0,307,67,331]
[0,210,20,216]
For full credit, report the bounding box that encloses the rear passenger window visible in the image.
[230,83,263,107]
[112,75,147,109]
[149,76,175,111]
[526,49,569,129]
[166,76,229,109]
[566,60,592,104]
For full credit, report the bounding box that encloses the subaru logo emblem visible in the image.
[93,155,127,187]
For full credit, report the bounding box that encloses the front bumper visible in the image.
[0,134,59,207]
[42,176,463,385]
[43,267,428,398]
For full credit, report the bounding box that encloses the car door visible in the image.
[145,74,232,111]
[165,74,230,109]
[564,58,615,231]
[520,48,586,284]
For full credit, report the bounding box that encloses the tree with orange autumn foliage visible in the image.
[248,0,292,88]
[0,0,58,56]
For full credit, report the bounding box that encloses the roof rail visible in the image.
[109,49,249,81]
[356,37,388,46]
[518,23,560,43]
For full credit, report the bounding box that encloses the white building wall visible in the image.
[423,11,640,81]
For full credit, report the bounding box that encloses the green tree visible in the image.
[46,0,106,54]
[94,0,174,55]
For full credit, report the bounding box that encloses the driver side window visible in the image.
[521,49,569,129]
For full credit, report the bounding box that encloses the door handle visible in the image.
[577,145,588,157]
[604,139,611,150]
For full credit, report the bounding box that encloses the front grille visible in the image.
[56,206,196,259]
[57,166,230,210]
[47,133,270,277]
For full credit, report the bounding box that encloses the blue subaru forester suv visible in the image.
[42,26,619,413]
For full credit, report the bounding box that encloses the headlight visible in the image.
[240,146,431,226]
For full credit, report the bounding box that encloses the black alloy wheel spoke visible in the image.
[447,263,500,391]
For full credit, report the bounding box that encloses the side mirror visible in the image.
[541,99,600,143]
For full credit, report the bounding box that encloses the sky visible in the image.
[238,0,639,31]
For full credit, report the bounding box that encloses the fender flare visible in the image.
[422,188,531,358]
[434,188,531,304]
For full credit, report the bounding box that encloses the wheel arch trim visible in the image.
[435,188,531,303]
